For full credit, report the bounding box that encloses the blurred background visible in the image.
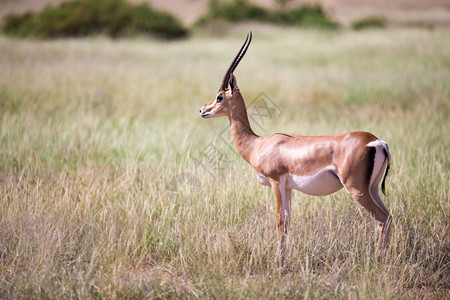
[2,0,450,26]
[1,0,450,39]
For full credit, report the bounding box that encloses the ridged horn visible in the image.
[220,31,252,90]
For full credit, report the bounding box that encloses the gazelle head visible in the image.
[199,32,252,119]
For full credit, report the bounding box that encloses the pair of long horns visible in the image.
[220,31,252,91]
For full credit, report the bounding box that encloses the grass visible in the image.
[0,27,449,298]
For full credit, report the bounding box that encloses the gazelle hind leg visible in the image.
[372,195,392,250]
[342,144,391,249]
[369,160,392,248]
[345,185,391,249]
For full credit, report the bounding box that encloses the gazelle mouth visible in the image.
[200,112,210,118]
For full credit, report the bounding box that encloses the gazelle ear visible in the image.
[229,74,238,92]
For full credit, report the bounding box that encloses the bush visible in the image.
[1,0,188,39]
[216,0,269,22]
[127,4,188,39]
[352,16,386,30]
[272,5,340,29]
[196,0,340,29]
[197,0,269,25]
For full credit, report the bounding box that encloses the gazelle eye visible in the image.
[216,95,223,102]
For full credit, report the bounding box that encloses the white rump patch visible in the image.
[366,140,388,185]
[366,139,390,213]
[366,140,382,147]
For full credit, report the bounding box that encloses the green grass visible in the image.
[0,28,449,298]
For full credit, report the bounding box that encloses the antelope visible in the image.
[199,32,392,257]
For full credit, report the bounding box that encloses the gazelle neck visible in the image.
[228,93,258,163]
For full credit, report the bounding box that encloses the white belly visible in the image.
[257,167,343,196]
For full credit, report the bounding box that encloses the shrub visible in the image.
[272,5,340,29]
[352,16,386,30]
[197,0,269,25]
[218,0,269,22]
[1,0,188,39]
[127,4,188,39]
[196,0,340,30]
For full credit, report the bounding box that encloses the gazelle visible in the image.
[199,32,392,257]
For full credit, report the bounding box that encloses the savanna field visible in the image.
[0,27,449,298]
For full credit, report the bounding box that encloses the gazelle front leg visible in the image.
[270,176,292,259]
